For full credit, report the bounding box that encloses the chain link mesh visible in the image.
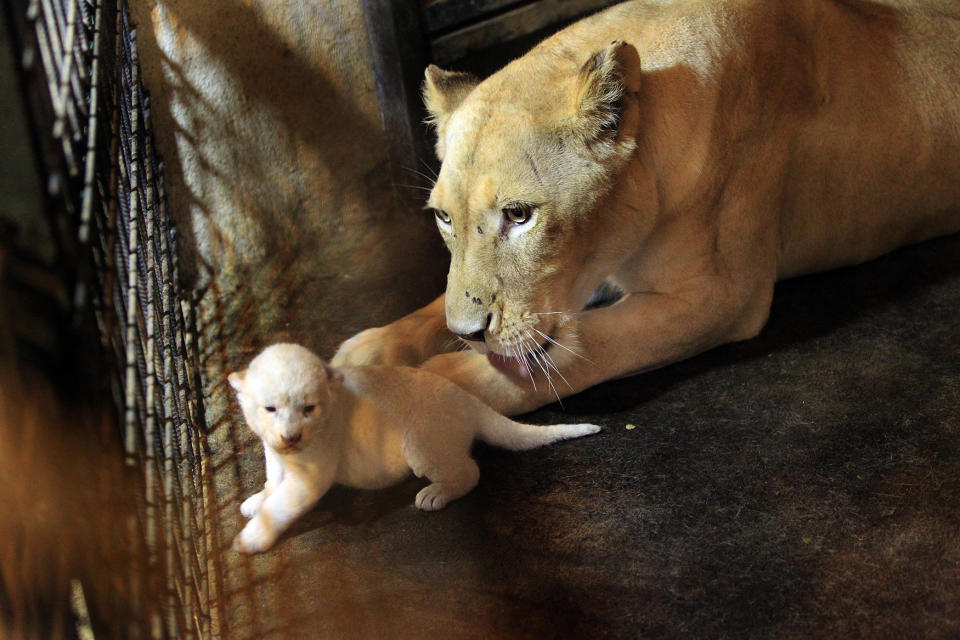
[8,0,223,636]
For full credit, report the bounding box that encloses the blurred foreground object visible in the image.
[2,0,222,636]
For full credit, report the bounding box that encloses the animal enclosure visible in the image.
[6,1,958,639]
[3,0,220,636]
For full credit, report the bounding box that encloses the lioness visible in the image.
[334,0,960,415]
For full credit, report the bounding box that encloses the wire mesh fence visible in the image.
[5,0,223,636]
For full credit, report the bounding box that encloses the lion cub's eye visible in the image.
[502,204,532,225]
[433,208,451,224]
[265,406,276,413]
[303,405,316,415]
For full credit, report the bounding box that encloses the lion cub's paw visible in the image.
[233,517,277,554]
[415,483,453,511]
[240,490,267,519]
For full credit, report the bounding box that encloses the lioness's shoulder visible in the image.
[521,0,751,81]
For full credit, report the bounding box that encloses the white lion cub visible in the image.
[229,343,601,553]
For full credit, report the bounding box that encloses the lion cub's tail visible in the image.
[477,416,601,451]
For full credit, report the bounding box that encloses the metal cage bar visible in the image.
[7,0,224,637]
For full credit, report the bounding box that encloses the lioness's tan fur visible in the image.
[335,0,960,415]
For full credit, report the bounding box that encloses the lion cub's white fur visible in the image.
[229,343,600,553]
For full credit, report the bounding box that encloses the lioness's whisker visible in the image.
[523,332,545,375]
[513,342,537,390]
[544,351,574,393]
[394,183,435,193]
[532,327,593,364]
[528,329,573,393]
[539,350,565,404]
[417,157,439,181]
[521,331,546,378]
[400,165,438,186]
[537,355,561,404]
[444,335,474,354]
[534,340,572,394]
[524,331,563,404]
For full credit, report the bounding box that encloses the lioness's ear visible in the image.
[571,40,642,143]
[423,64,479,127]
[228,370,247,393]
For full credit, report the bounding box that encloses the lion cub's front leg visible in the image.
[240,445,285,518]
[333,294,453,367]
[239,490,268,519]
[233,468,333,554]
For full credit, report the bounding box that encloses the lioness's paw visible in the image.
[331,327,384,366]
[415,484,452,511]
[332,326,421,367]
[232,517,277,554]
[240,491,267,519]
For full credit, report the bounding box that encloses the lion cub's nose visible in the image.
[281,433,302,447]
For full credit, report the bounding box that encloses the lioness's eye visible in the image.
[265,406,276,413]
[502,205,532,225]
[433,208,451,224]
[303,405,315,415]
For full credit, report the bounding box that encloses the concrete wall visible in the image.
[130,0,446,369]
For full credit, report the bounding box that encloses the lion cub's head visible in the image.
[228,344,341,453]
[423,41,644,374]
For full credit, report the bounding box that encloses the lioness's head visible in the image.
[424,41,643,378]
[229,344,341,453]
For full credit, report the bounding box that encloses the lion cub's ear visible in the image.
[228,370,247,393]
[423,65,480,127]
[571,40,642,143]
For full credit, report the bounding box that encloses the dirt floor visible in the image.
[209,233,960,639]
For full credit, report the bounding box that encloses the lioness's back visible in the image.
[558,0,960,276]
[776,1,960,275]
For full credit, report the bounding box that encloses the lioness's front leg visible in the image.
[332,294,454,367]
[422,274,774,416]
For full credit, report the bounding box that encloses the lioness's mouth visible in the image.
[486,338,552,382]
